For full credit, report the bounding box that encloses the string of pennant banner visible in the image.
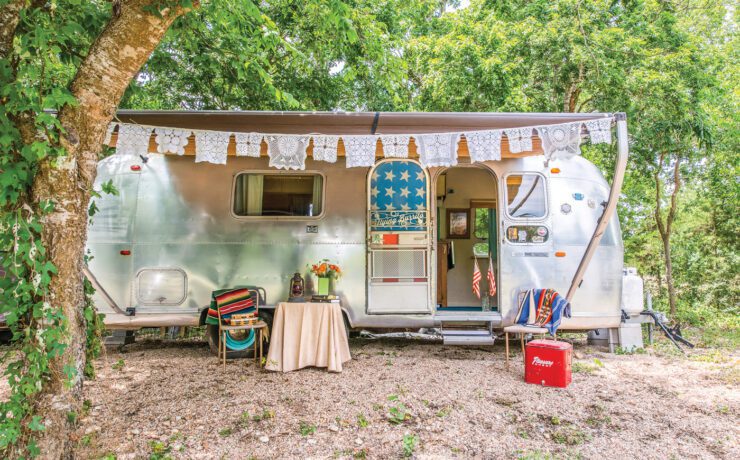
[105,116,613,170]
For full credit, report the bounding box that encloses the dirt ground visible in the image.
[74,336,739,460]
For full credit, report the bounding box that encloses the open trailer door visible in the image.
[366,159,433,314]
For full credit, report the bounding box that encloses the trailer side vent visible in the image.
[136,268,187,306]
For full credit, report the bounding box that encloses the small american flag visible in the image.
[487,255,496,297]
[472,257,482,299]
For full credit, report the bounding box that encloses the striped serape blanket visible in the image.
[514,288,571,336]
[205,288,257,326]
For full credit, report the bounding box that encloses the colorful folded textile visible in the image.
[205,288,257,326]
[514,288,571,336]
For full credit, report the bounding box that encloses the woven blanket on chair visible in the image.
[205,288,257,326]
[514,288,571,335]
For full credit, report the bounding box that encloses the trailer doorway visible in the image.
[435,166,499,313]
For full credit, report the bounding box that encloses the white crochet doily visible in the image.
[234,132,263,157]
[417,133,460,167]
[116,124,152,157]
[585,118,612,145]
[266,135,310,170]
[380,135,411,158]
[155,128,190,155]
[537,123,583,161]
[343,135,378,168]
[504,127,533,153]
[312,135,339,163]
[464,130,502,163]
[194,131,231,164]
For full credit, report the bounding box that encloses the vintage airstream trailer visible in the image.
[87,110,639,352]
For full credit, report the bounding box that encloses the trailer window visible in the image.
[505,174,546,219]
[233,173,323,217]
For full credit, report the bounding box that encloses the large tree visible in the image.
[0,0,380,457]
[2,2,194,456]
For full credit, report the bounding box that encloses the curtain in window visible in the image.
[311,176,323,216]
[246,175,264,216]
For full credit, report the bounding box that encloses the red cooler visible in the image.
[524,340,572,388]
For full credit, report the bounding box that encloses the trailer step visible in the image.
[441,329,496,346]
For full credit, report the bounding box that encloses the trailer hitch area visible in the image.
[640,310,694,353]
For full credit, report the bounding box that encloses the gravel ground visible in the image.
[74,337,739,459]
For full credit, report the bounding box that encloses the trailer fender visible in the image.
[198,307,209,326]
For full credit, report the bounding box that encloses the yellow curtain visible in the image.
[246,174,264,216]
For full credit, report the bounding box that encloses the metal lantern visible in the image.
[288,272,305,302]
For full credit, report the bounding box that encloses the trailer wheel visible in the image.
[205,309,275,359]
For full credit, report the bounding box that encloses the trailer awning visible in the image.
[108,110,616,168]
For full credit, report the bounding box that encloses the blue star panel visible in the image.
[370,161,427,231]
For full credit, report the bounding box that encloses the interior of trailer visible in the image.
[435,166,499,313]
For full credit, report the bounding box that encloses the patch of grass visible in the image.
[584,414,612,428]
[515,450,555,460]
[356,413,369,428]
[98,453,116,460]
[572,362,596,374]
[81,399,93,416]
[388,403,412,425]
[79,434,93,447]
[572,358,604,374]
[550,416,561,425]
[517,429,530,439]
[615,346,645,355]
[299,421,317,436]
[689,349,732,364]
[387,394,399,401]
[493,397,518,407]
[148,440,172,460]
[372,403,383,411]
[253,408,275,422]
[353,448,368,459]
[402,434,418,458]
[552,426,590,446]
[385,359,394,366]
[239,410,251,426]
[218,427,232,437]
[112,359,125,371]
[67,411,78,424]
[435,406,452,418]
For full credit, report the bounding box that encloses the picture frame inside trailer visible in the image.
[446,208,470,239]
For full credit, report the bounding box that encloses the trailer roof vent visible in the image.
[136,268,187,306]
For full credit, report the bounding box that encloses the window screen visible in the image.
[233,173,323,217]
[505,174,546,218]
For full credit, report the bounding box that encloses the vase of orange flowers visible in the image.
[310,259,342,296]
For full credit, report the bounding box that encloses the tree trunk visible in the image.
[661,232,677,316]
[654,154,681,318]
[28,1,194,457]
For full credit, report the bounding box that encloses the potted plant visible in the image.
[310,259,342,296]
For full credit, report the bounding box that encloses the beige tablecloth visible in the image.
[265,302,351,373]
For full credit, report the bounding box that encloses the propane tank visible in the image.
[621,267,644,316]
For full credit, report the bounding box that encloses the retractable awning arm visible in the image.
[565,113,629,302]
